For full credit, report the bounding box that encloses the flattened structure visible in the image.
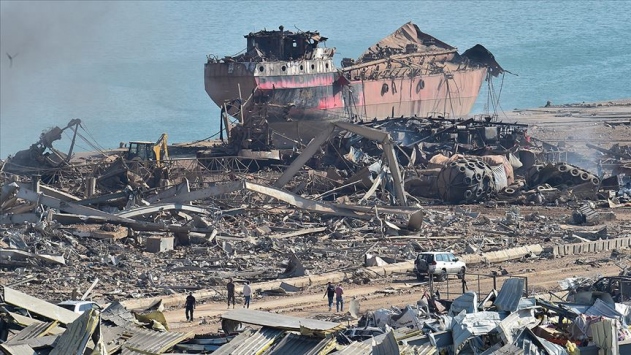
[221,309,343,332]
[1,286,78,325]
[213,327,283,355]
[122,327,194,354]
[264,332,332,355]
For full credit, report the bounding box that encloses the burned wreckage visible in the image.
[204,22,504,149]
[199,22,560,205]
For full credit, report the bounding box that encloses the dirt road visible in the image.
[165,250,621,334]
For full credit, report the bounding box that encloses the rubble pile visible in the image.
[2,170,628,306]
[325,276,631,354]
[1,115,630,301]
[1,101,631,352]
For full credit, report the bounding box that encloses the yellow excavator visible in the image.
[126,133,169,167]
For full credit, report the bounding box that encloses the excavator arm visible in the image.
[153,133,169,167]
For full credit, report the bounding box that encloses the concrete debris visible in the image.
[1,104,631,353]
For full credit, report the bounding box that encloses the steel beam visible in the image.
[274,124,336,188]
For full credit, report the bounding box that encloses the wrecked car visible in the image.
[567,276,631,304]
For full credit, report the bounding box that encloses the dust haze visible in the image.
[0,1,162,158]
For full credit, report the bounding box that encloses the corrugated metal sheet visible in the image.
[264,332,330,355]
[50,309,101,355]
[211,329,255,355]
[0,335,57,349]
[336,332,437,355]
[497,308,539,344]
[491,164,508,189]
[514,328,567,355]
[405,343,437,355]
[449,291,478,316]
[6,321,58,344]
[372,330,399,355]
[494,278,525,312]
[452,311,502,352]
[101,301,136,327]
[517,297,537,310]
[122,328,194,354]
[336,341,372,355]
[213,327,283,355]
[221,309,342,331]
[585,298,623,320]
[370,327,440,353]
[481,343,524,355]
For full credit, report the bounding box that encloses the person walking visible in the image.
[227,278,236,309]
[323,282,335,311]
[185,292,196,322]
[335,283,344,312]
[242,281,252,308]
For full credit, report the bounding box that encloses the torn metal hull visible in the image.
[204,23,501,148]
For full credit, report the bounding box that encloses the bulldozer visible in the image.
[126,133,169,167]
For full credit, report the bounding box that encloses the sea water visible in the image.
[1,0,630,157]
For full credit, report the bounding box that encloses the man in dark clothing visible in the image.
[227,278,236,309]
[323,282,335,311]
[185,292,196,321]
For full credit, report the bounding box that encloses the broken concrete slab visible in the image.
[146,236,174,253]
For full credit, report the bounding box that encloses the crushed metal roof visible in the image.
[213,327,283,355]
[5,321,59,344]
[335,329,437,355]
[513,327,567,355]
[221,309,343,331]
[586,298,624,321]
[101,301,136,327]
[122,327,194,354]
[480,342,524,355]
[452,311,503,352]
[263,332,332,355]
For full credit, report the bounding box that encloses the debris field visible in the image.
[1,99,631,353]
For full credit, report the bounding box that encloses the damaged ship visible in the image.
[204,22,504,148]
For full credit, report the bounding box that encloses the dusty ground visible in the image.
[165,250,624,334]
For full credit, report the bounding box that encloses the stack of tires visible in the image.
[436,157,497,203]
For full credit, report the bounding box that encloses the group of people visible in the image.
[185,279,346,322]
[227,278,252,309]
[184,278,253,322]
[324,282,344,312]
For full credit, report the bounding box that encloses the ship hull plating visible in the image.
[204,23,502,148]
[205,65,487,147]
